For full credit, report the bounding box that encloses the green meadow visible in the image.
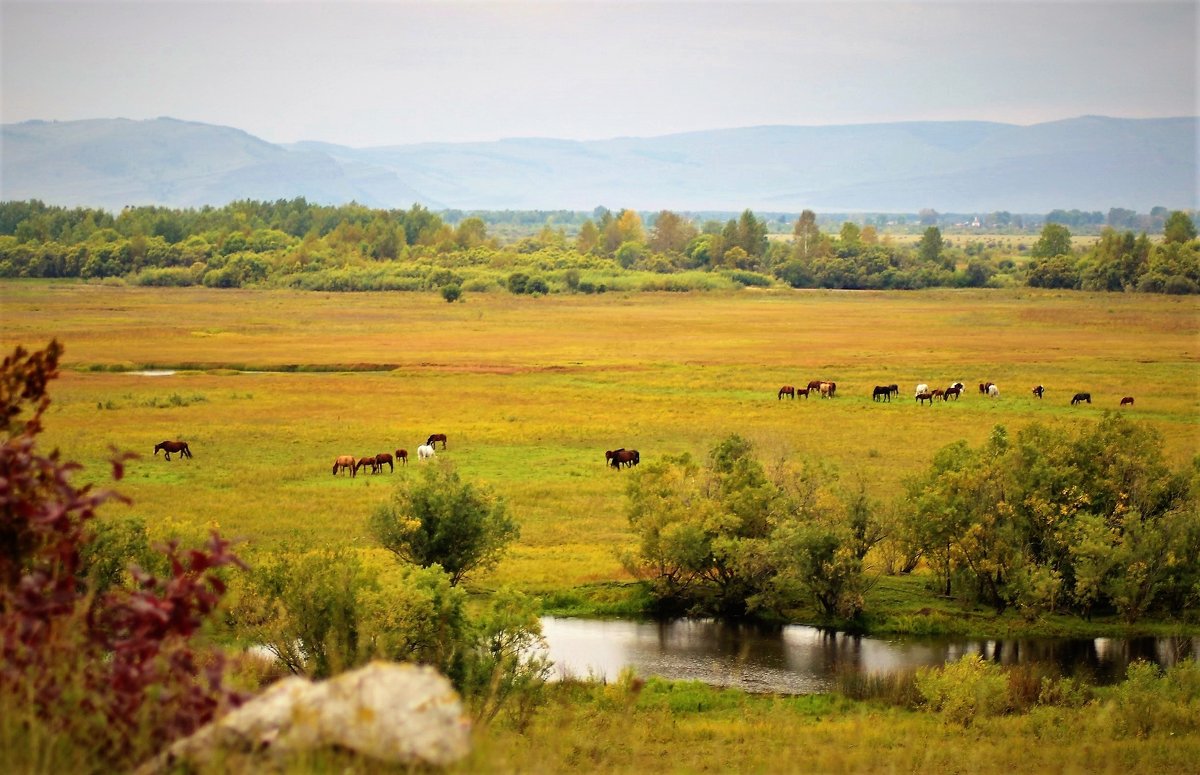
[3,281,1197,601]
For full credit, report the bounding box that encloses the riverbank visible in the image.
[539,575,1200,640]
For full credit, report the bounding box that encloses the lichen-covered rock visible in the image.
[136,662,471,773]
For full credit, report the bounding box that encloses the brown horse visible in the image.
[333,455,356,477]
[375,452,394,473]
[1120,396,1134,407]
[796,387,810,398]
[426,433,447,449]
[931,388,945,399]
[806,379,823,392]
[1032,385,1045,399]
[395,448,408,465]
[154,440,192,460]
[872,386,891,402]
[354,455,379,475]
[916,391,934,405]
[609,449,640,469]
[778,385,795,400]
[943,386,962,401]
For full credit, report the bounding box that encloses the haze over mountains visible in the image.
[1,116,1196,214]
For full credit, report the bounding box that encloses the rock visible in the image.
[136,662,471,773]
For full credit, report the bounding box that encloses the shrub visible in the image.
[441,283,463,302]
[916,654,1009,726]
[0,341,244,770]
[370,461,519,586]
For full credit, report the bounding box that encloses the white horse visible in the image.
[417,443,436,460]
[987,384,1000,397]
[915,383,928,396]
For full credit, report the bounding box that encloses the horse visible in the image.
[1071,392,1091,406]
[987,384,999,398]
[1032,385,1044,399]
[887,384,900,397]
[154,440,192,460]
[354,456,379,475]
[931,388,945,399]
[610,449,640,469]
[943,386,962,401]
[332,455,356,477]
[916,391,934,405]
[827,381,837,397]
[806,379,823,392]
[375,452,394,473]
[915,383,928,396]
[979,382,994,395]
[778,385,795,400]
[796,387,810,399]
[395,448,408,465]
[417,444,436,461]
[1120,396,1134,407]
[872,386,891,402]
[819,382,833,398]
[426,433,447,449]
[950,382,964,392]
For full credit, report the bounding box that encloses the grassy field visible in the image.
[2,281,1197,599]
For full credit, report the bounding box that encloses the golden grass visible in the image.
[2,281,1197,592]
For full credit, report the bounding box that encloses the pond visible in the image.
[540,617,1197,694]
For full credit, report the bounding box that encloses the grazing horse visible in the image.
[796,387,809,399]
[987,384,999,398]
[354,456,379,475]
[332,455,356,477]
[417,444,435,461]
[1071,392,1091,406]
[916,391,934,405]
[979,382,994,395]
[819,382,834,399]
[1120,396,1134,407]
[944,386,962,401]
[154,440,192,460]
[806,379,823,393]
[778,385,795,400]
[375,452,394,473]
[872,386,891,402]
[887,384,900,397]
[610,449,640,469]
[395,448,408,465]
[950,382,964,392]
[1032,385,1045,399]
[915,383,929,396]
[426,433,447,449]
[931,388,946,399]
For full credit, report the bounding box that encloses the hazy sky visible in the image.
[2,0,1196,147]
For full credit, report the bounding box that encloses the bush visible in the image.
[441,283,463,302]
[916,654,1009,726]
[369,461,519,586]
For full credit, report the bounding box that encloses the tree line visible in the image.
[0,199,1196,294]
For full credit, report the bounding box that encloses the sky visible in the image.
[1,0,1197,148]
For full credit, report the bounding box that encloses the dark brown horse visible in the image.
[354,455,379,475]
[943,386,962,401]
[395,448,408,465]
[426,433,447,449]
[872,386,891,402]
[375,452,394,473]
[1120,396,1134,407]
[796,387,809,398]
[1032,385,1045,399]
[806,379,823,392]
[154,440,192,460]
[333,455,356,477]
[1071,392,1091,406]
[608,449,640,469]
[778,385,795,400]
[979,382,994,395]
[916,391,934,405]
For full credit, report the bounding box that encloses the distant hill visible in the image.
[2,116,1196,213]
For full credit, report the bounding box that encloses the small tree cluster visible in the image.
[621,435,870,620]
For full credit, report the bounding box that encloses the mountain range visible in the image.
[1,116,1196,213]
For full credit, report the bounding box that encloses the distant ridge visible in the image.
[2,116,1196,212]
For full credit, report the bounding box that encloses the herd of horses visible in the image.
[329,434,446,477]
[776,380,1135,408]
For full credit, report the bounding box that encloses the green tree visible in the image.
[369,461,518,586]
[918,226,944,264]
[1031,222,1073,259]
[1163,210,1198,244]
[575,220,600,253]
[792,209,820,260]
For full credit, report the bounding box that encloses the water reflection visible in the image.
[540,617,1197,694]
